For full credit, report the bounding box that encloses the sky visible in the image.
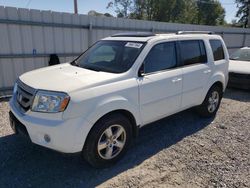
[0,0,238,23]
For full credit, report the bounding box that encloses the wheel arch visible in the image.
[82,109,139,150]
[209,72,226,91]
[200,73,225,105]
[212,81,223,92]
[93,109,139,138]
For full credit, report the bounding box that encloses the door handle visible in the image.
[172,78,182,83]
[203,69,211,74]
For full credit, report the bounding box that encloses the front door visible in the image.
[138,41,182,125]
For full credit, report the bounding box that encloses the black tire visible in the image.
[196,85,223,117]
[82,113,133,168]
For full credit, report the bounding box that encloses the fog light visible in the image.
[44,134,51,143]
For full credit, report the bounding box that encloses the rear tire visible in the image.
[196,85,223,117]
[82,113,132,168]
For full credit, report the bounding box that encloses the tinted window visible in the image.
[210,39,225,61]
[179,40,207,66]
[144,42,177,74]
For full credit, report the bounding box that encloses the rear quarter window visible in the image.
[209,39,225,61]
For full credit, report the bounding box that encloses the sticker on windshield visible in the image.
[125,42,143,48]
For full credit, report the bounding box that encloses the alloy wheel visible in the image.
[208,91,220,113]
[97,124,126,160]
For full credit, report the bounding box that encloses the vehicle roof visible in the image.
[102,32,223,43]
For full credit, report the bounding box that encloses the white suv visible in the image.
[9,32,229,167]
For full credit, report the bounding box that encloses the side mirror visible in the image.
[138,64,145,77]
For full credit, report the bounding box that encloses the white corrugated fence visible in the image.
[1,6,250,95]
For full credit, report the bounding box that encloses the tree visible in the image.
[130,0,149,20]
[88,10,113,17]
[171,0,198,24]
[230,19,242,27]
[235,0,250,28]
[106,0,225,26]
[197,0,226,25]
[131,0,197,23]
[88,10,103,17]
[107,0,133,18]
[104,13,113,17]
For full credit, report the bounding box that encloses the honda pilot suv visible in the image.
[9,32,229,167]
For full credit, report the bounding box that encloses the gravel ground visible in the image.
[0,88,249,188]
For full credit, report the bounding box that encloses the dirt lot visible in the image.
[0,88,249,188]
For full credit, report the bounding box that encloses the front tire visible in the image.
[82,113,132,168]
[196,85,223,117]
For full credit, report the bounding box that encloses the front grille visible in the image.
[229,72,250,79]
[15,79,36,112]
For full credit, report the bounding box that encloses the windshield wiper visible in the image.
[71,60,79,66]
[83,66,103,72]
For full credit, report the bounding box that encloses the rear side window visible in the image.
[179,40,207,66]
[210,39,225,61]
[144,42,177,74]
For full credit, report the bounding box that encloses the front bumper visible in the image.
[9,111,30,139]
[228,72,250,90]
[9,98,92,153]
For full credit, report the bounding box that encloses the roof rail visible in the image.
[111,32,156,37]
[176,31,215,35]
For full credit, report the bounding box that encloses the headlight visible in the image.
[31,90,70,113]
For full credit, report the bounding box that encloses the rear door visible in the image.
[178,40,212,109]
[138,41,182,125]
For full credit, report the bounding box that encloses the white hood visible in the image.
[19,63,121,93]
[229,60,250,74]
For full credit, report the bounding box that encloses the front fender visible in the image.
[63,95,140,151]
[85,96,141,126]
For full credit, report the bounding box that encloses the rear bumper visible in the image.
[9,98,92,153]
[228,73,250,90]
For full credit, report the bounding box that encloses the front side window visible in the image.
[179,40,207,66]
[210,39,225,61]
[75,41,145,73]
[144,42,177,74]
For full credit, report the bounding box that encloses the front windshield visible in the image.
[230,48,250,62]
[74,40,145,73]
